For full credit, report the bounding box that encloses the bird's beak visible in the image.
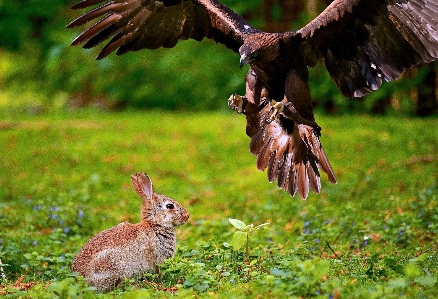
[239,54,247,68]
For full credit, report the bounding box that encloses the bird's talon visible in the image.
[228,93,245,114]
[266,100,285,123]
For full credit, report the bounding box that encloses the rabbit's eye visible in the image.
[166,203,175,210]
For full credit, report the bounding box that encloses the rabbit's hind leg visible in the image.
[88,249,123,292]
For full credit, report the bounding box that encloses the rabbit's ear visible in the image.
[131,172,154,200]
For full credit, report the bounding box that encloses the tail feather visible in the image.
[277,152,292,190]
[249,127,265,156]
[317,147,337,184]
[308,163,321,194]
[256,135,274,171]
[297,162,309,199]
[287,167,298,197]
[246,108,336,199]
[268,153,279,183]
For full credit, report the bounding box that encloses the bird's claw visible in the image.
[228,93,273,116]
[266,100,284,124]
[228,93,246,114]
[266,100,322,135]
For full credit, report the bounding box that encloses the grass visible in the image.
[0,109,437,298]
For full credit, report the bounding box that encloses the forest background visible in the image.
[1,0,437,116]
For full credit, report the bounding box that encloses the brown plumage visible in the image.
[68,0,438,199]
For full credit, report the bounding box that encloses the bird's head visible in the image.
[239,33,280,68]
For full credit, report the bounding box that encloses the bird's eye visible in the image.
[166,203,175,210]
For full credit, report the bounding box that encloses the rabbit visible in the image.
[71,172,189,293]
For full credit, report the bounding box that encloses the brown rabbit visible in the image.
[71,172,189,292]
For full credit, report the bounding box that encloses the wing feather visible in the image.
[67,0,258,59]
[82,24,120,49]
[71,13,122,46]
[296,0,438,98]
[97,33,134,59]
[71,0,108,10]
[69,3,117,28]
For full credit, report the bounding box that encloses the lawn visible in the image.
[0,110,437,298]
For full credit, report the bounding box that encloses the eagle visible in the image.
[67,0,438,199]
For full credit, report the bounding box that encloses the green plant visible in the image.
[229,218,269,263]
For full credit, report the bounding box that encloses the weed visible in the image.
[229,218,270,263]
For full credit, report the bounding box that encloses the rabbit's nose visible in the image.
[182,212,190,222]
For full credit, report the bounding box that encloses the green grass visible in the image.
[1,110,437,298]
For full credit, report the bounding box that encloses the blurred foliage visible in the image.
[0,0,437,114]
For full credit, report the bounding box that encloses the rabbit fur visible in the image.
[71,172,189,292]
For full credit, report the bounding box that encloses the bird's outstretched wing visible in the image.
[295,0,438,98]
[67,0,257,59]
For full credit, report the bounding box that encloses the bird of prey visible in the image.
[67,0,438,199]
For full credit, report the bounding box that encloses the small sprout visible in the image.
[229,218,270,263]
